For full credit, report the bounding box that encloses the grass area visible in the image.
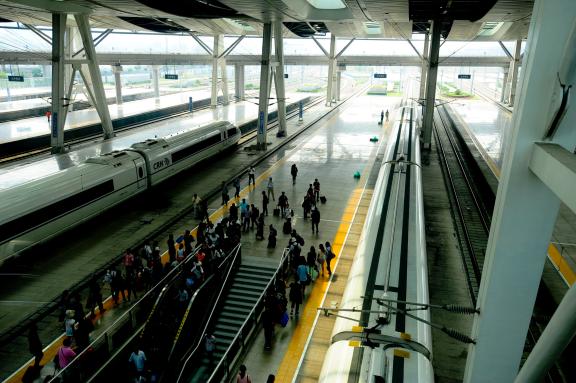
[297,84,323,92]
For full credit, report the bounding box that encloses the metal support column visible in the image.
[326,34,336,106]
[500,68,509,103]
[421,20,441,149]
[112,64,123,105]
[256,23,272,150]
[50,13,67,154]
[75,14,113,139]
[336,70,342,101]
[274,21,287,137]
[218,35,229,105]
[463,0,576,381]
[508,39,522,106]
[151,65,160,98]
[419,31,430,100]
[234,64,245,101]
[211,35,220,108]
[516,283,576,382]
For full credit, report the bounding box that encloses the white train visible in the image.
[318,106,433,382]
[0,121,240,265]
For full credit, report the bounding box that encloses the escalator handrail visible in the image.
[49,246,201,382]
[167,243,242,362]
[179,247,290,383]
[175,243,244,382]
[204,247,290,383]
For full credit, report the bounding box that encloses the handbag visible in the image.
[273,208,280,216]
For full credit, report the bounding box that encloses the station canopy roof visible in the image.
[0,0,533,40]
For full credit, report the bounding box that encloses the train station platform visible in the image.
[445,98,575,300]
[0,86,187,122]
[3,89,399,381]
[0,87,374,380]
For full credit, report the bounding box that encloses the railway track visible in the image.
[433,103,566,383]
[432,105,491,306]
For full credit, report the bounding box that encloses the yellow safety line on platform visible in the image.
[547,244,576,286]
[274,115,390,381]
[274,188,363,382]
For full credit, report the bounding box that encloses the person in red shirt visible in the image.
[45,110,51,123]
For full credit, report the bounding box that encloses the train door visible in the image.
[134,158,147,189]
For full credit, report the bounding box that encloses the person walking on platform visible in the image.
[267,224,277,248]
[221,181,230,206]
[262,190,269,216]
[57,337,76,369]
[87,275,104,317]
[385,109,389,121]
[256,215,265,240]
[380,110,384,125]
[325,241,334,276]
[311,206,321,234]
[267,177,275,201]
[28,323,43,368]
[199,198,209,222]
[289,281,303,317]
[248,166,256,187]
[234,177,241,198]
[183,229,194,255]
[302,194,312,219]
[291,164,298,185]
[278,192,289,217]
[313,178,320,202]
[45,110,51,124]
[167,233,176,263]
[236,365,252,383]
[262,307,275,350]
[318,244,327,277]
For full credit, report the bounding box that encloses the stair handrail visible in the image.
[167,242,242,362]
[189,247,291,383]
[175,242,243,382]
[86,248,231,383]
[48,245,201,382]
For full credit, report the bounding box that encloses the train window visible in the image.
[227,128,237,137]
[171,133,222,163]
[138,167,144,178]
[0,180,115,244]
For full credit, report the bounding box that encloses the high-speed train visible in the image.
[318,105,433,382]
[0,121,240,265]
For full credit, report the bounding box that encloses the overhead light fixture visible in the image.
[306,0,346,10]
[223,18,255,32]
[364,22,381,35]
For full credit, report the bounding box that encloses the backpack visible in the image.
[296,235,305,246]
[280,311,289,327]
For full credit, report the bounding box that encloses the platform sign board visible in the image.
[51,112,58,138]
[188,97,193,112]
[164,74,179,80]
[299,100,303,120]
[458,74,471,79]
[374,73,387,79]
[258,111,265,135]
[284,73,288,79]
[8,75,24,82]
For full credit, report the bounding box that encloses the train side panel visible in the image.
[0,151,146,265]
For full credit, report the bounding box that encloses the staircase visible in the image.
[189,261,277,382]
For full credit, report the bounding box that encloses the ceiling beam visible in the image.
[498,41,513,59]
[311,36,329,57]
[188,32,213,55]
[23,23,52,45]
[335,38,356,59]
[72,29,113,58]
